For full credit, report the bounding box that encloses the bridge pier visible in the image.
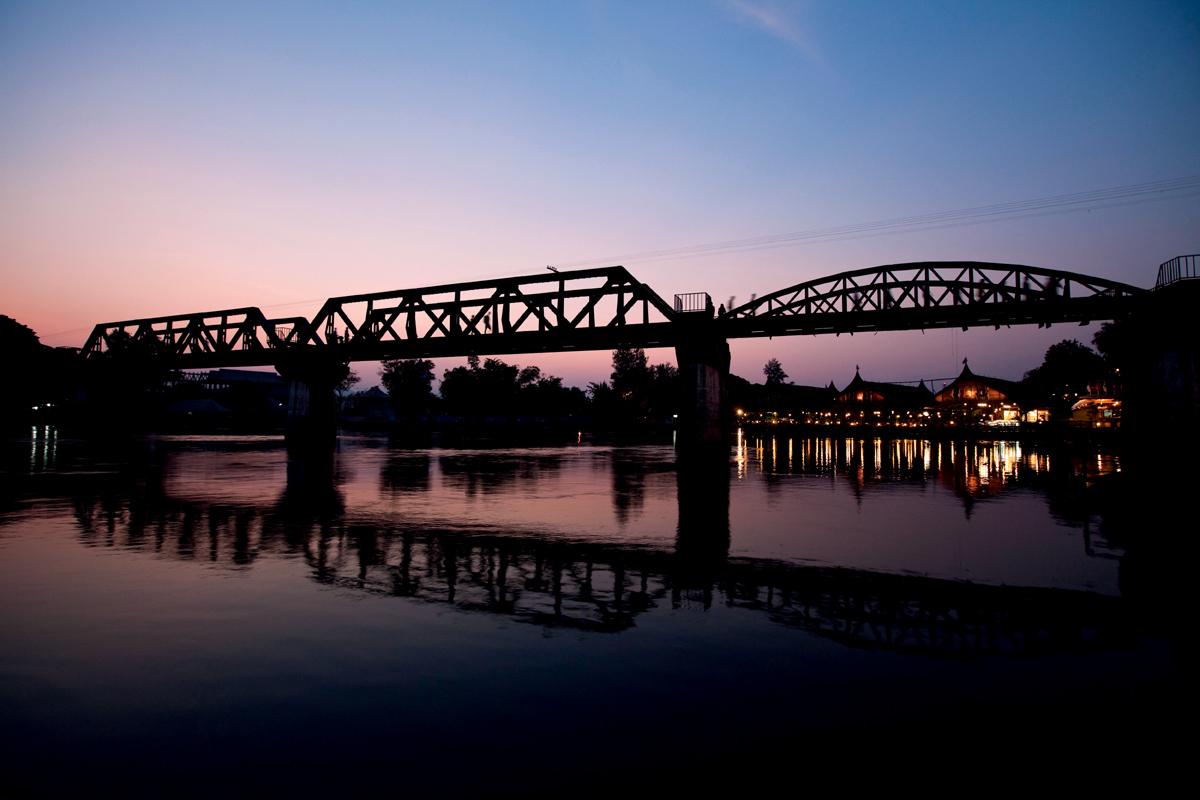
[275,352,349,449]
[675,324,731,453]
[1126,279,1200,436]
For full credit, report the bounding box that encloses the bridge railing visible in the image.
[674,292,712,314]
[1155,254,1199,289]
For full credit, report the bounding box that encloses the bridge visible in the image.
[80,259,1170,446]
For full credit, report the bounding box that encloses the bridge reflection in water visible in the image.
[60,434,1138,660]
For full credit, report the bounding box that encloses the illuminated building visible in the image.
[1070,396,1121,428]
[830,368,934,427]
[932,362,1047,427]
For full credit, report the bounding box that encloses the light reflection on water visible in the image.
[0,430,1179,795]
[731,430,1120,592]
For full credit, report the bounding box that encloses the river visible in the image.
[0,428,1184,796]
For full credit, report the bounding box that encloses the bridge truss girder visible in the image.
[82,307,311,368]
[723,261,1145,338]
[308,266,676,344]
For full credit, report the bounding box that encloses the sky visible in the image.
[2,0,1198,392]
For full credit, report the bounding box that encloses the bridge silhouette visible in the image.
[83,261,1142,364]
[79,259,1159,445]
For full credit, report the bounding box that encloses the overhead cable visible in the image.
[551,175,1200,268]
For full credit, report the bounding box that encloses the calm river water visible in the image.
[0,428,1185,796]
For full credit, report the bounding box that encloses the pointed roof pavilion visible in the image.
[933,359,1024,405]
[834,367,933,410]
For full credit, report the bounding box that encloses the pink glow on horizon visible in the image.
[3,2,1196,387]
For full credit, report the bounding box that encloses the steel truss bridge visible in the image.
[82,261,1145,367]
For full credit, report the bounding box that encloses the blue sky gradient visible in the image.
[3,1,1197,388]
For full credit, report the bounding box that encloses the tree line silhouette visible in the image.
[377,347,679,423]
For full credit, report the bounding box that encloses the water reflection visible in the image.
[63,484,1137,655]
[280,446,345,520]
[737,430,1116,516]
[676,452,731,586]
[380,452,431,495]
[0,430,1185,798]
[611,449,647,525]
[738,431,1063,490]
[0,431,1148,659]
[28,425,59,471]
[437,450,568,498]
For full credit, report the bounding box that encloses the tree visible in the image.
[439,357,579,420]
[608,346,652,420]
[1091,319,1136,370]
[518,370,582,418]
[380,359,435,417]
[1,315,49,425]
[1022,339,1105,406]
[601,348,680,422]
[439,357,520,420]
[646,362,679,420]
[587,380,618,419]
[611,347,649,397]
[336,370,361,399]
[477,358,520,417]
[517,365,541,387]
[438,364,476,417]
[82,328,178,426]
[763,358,788,386]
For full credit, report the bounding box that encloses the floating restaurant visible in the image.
[738,362,1079,430]
[932,361,1050,428]
[830,368,933,427]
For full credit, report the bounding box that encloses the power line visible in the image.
[550,176,1200,269]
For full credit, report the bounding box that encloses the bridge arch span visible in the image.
[723,261,1145,338]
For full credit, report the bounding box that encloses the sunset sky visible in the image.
[3,1,1197,390]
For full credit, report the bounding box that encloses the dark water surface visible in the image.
[0,429,1185,795]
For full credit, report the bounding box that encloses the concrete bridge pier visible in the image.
[675,324,731,453]
[275,352,349,449]
[1130,279,1200,437]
